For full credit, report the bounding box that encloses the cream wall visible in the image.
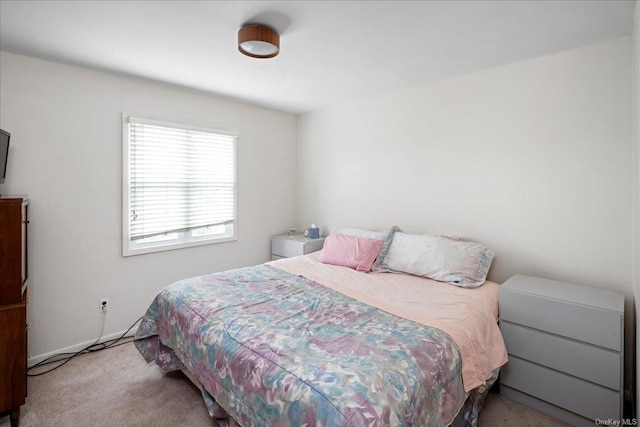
[0,52,297,359]
[297,38,633,391]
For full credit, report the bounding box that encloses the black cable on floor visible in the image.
[27,316,143,377]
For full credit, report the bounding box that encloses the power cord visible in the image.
[27,316,143,377]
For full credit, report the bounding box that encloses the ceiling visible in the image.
[0,1,635,114]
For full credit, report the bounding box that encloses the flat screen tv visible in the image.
[0,129,9,184]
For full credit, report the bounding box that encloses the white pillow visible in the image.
[374,232,494,287]
[336,227,389,241]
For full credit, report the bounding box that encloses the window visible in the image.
[122,114,237,256]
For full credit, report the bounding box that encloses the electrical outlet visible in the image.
[99,298,110,312]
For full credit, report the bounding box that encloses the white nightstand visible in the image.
[271,235,325,260]
[499,274,624,427]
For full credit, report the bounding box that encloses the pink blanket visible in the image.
[268,253,507,392]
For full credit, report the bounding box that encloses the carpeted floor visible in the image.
[0,342,569,427]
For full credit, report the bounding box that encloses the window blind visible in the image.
[127,119,236,242]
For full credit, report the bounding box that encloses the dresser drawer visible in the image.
[271,236,325,258]
[501,356,619,421]
[271,239,303,258]
[500,288,622,351]
[500,321,620,390]
[0,302,27,413]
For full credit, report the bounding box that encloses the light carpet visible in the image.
[0,342,569,427]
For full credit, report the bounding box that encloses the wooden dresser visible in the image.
[499,274,624,426]
[0,196,28,427]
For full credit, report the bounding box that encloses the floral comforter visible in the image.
[134,264,479,426]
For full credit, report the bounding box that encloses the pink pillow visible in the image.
[317,233,384,272]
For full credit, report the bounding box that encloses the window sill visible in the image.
[122,235,237,257]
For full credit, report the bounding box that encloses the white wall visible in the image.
[297,38,633,391]
[0,52,297,360]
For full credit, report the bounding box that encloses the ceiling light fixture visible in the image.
[238,24,280,59]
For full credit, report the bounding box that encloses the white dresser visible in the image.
[271,235,325,260]
[499,274,624,427]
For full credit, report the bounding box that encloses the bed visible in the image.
[134,242,507,427]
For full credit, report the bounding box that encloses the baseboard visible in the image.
[28,329,135,367]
